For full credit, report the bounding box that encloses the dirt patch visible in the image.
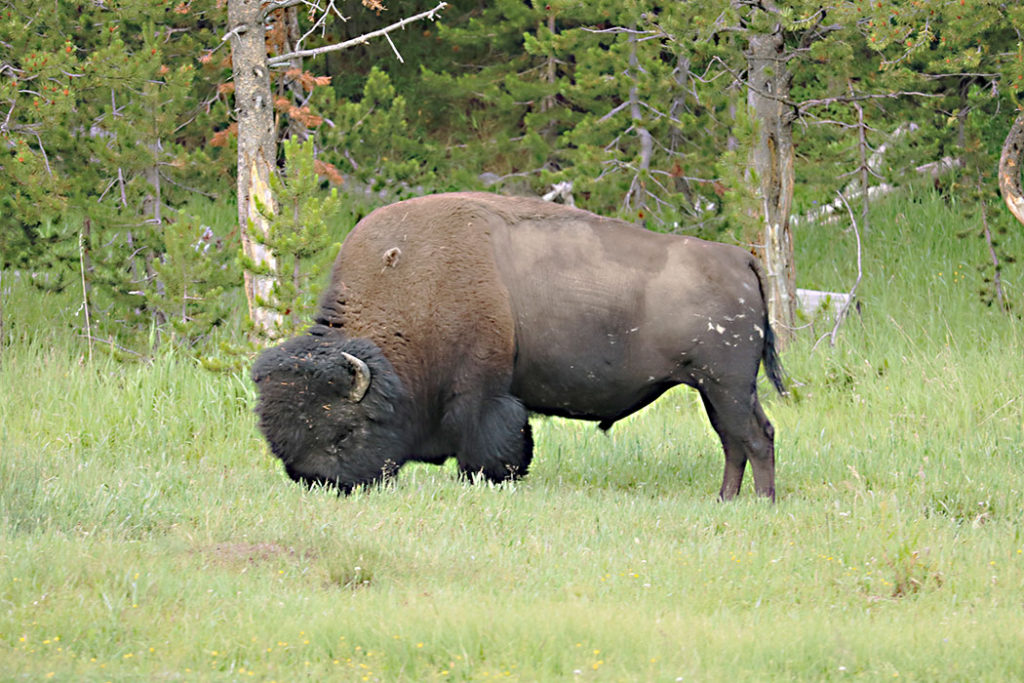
[196,541,314,568]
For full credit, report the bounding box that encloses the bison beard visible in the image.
[252,192,784,500]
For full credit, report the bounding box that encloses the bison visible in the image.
[253,192,785,500]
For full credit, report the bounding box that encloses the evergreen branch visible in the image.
[794,8,842,49]
[267,2,448,67]
[712,53,940,113]
[157,168,219,200]
[877,18,931,70]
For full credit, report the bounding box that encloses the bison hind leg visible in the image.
[451,395,534,483]
[698,381,776,502]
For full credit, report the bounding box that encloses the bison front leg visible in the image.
[448,395,534,483]
[699,384,776,502]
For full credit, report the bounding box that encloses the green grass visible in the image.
[2,190,1024,680]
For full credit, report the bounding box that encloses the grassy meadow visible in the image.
[2,191,1023,680]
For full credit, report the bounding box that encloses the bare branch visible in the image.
[581,26,665,42]
[811,193,862,351]
[798,117,884,133]
[267,2,448,67]
[383,30,404,64]
[923,71,1000,81]
[979,171,1008,313]
[260,0,306,17]
[829,192,862,348]
[23,128,53,179]
[798,90,941,114]
[598,101,630,123]
[294,1,350,52]
[221,23,248,43]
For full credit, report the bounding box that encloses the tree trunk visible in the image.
[747,30,796,346]
[626,24,653,219]
[669,53,697,209]
[144,141,167,340]
[541,11,557,115]
[998,111,1024,228]
[851,86,871,233]
[227,0,282,337]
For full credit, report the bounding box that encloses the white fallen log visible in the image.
[797,288,857,320]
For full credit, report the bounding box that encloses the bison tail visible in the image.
[750,259,787,396]
[761,319,787,396]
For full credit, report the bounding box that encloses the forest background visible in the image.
[1,0,1024,355]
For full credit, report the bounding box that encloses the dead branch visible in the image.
[811,192,862,351]
[979,172,1008,312]
[266,2,448,67]
[829,192,863,347]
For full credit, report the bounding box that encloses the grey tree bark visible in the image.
[746,29,797,346]
[625,24,654,218]
[998,111,1024,228]
[226,0,282,337]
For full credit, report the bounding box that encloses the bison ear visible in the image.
[340,351,371,402]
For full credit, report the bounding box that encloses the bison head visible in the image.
[252,326,411,492]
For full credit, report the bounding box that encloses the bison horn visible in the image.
[341,351,371,402]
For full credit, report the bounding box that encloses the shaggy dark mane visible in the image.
[252,326,415,490]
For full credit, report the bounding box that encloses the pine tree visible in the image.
[316,66,434,197]
[547,2,716,224]
[415,0,583,193]
[247,137,341,338]
[147,213,240,350]
[0,0,230,350]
